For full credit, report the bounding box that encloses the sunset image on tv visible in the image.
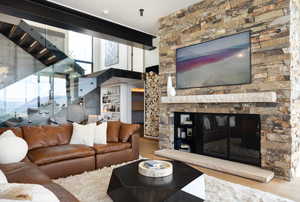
[176,32,251,89]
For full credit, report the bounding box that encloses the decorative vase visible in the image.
[170,87,176,96]
[167,75,173,89]
[167,75,176,96]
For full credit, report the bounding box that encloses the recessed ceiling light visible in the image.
[103,10,109,15]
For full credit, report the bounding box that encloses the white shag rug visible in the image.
[54,161,294,202]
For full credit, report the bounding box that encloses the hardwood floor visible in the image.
[139,137,300,202]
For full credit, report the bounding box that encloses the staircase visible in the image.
[0,18,86,126]
[0,20,66,67]
[0,19,85,90]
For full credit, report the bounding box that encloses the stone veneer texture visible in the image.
[290,0,300,178]
[158,0,294,179]
[145,72,160,138]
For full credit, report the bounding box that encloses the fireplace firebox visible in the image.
[174,112,261,166]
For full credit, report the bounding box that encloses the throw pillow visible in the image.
[0,128,23,139]
[0,130,28,164]
[107,121,121,143]
[0,170,7,184]
[70,123,96,147]
[119,123,140,142]
[94,122,107,144]
[0,183,59,202]
[0,130,15,139]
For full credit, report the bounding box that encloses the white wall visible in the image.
[144,37,159,67]
[120,84,131,123]
[93,38,102,72]
[132,47,144,72]
[93,39,145,73]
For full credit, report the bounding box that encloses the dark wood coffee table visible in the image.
[107,160,205,202]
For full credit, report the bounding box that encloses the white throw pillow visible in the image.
[94,122,107,144]
[0,130,16,139]
[0,131,28,164]
[0,183,59,202]
[0,170,7,184]
[70,123,96,147]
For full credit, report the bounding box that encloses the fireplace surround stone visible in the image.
[157,0,300,180]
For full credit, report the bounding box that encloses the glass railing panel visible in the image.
[0,62,84,127]
[0,30,46,90]
[0,15,95,126]
[0,66,52,126]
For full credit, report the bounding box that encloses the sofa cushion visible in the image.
[28,145,95,165]
[0,128,23,139]
[42,124,73,145]
[119,123,140,142]
[0,183,60,202]
[0,162,50,185]
[22,126,57,151]
[94,142,131,154]
[0,163,79,202]
[107,121,121,143]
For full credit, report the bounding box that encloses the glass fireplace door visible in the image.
[174,112,261,167]
[202,115,229,159]
[229,115,260,166]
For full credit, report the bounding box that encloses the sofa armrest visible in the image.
[22,156,32,163]
[129,133,140,159]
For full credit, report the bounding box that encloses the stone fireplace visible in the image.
[157,0,300,180]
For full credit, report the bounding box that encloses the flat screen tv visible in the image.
[176,31,251,89]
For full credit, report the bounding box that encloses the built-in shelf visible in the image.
[101,85,121,121]
[161,92,277,104]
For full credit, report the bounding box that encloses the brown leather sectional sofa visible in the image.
[0,122,140,202]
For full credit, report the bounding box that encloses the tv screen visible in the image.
[176,31,251,89]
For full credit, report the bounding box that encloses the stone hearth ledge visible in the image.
[161,92,277,104]
[155,149,274,183]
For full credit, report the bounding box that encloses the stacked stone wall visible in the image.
[290,0,300,178]
[158,0,293,179]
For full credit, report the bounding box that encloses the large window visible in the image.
[68,31,93,75]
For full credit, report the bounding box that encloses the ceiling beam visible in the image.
[0,0,156,50]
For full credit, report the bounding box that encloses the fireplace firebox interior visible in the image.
[174,112,261,166]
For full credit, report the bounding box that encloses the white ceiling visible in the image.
[47,0,201,36]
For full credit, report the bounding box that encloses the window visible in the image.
[68,31,93,75]
[54,75,67,110]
